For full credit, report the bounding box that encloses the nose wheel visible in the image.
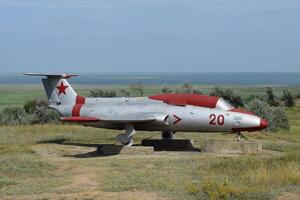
[236,132,248,142]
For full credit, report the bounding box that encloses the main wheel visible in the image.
[116,134,134,146]
[161,131,175,140]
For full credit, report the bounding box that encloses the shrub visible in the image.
[192,89,202,94]
[209,87,244,107]
[175,82,202,94]
[0,100,59,126]
[130,83,144,96]
[209,86,223,97]
[119,89,131,97]
[281,88,295,107]
[176,82,194,94]
[245,99,290,132]
[89,89,117,97]
[23,99,59,124]
[265,87,280,107]
[244,94,263,104]
[270,106,290,131]
[161,85,173,94]
[0,107,31,125]
[201,180,239,200]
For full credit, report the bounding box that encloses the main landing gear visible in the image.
[236,132,248,142]
[116,124,136,146]
[161,131,175,140]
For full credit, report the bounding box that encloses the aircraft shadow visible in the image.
[39,139,201,158]
[39,138,122,157]
[64,142,124,157]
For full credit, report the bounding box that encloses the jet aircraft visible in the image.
[25,73,269,146]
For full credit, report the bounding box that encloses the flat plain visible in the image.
[0,84,300,200]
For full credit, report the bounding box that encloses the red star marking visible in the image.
[56,81,69,95]
[173,114,182,125]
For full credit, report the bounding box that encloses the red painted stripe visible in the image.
[76,95,86,104]
[149,94,219,108]
[72,104,83,116]
[61,117,100,122]
[72,95,86,116]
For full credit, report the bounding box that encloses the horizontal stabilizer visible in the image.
[24,73,77,79]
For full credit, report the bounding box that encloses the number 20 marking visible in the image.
[209,114,224,125]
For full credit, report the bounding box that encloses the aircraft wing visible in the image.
[61,112,168,124]
[100,113,159,123]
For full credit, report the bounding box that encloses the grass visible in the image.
[0,120,299,199]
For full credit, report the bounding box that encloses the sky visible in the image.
[1,0,300,73]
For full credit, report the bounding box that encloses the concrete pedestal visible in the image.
[201,141,262,155]
[141,139,198,151]
[97,144,154,156]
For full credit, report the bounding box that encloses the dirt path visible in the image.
[278,189,300,200]
[20,144,169,200]
[4,191,166,200]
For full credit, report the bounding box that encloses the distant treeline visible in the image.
[0,83,297,132]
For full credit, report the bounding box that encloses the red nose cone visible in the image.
[260,119,269,129]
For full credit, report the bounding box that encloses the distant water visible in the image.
[0,73,299,85]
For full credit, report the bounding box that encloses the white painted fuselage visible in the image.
[56,96,265,133]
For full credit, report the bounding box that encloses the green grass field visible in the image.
[0,84,300,199]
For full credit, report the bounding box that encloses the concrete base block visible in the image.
[121,146,154,155]
[201,141,262,155]
[97,144,154,156]
[141,139,198,151]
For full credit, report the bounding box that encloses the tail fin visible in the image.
[24,73,78,106]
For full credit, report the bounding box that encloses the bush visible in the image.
[246,99,290,132]
[161,85,173,94]
[192,89,202,94]
[130,83,144,96]
[270,107,290,131]
[244,94,263,104]
[265,87,280,107]
[201,180,239,200]
[176,82,194,94]
[0,100,59,126]
[281,88,295,107]
[175,82,202,94]
[24,99,60,124]
[0,107,31,125]
[119,89,131,97]
[89,89,117,97]
[209,87,244,107]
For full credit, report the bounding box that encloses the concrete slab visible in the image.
[201,141,262,155]
[141,139,199,151]
[97,144,154,156]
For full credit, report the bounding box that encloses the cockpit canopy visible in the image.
[215,98,234,110]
